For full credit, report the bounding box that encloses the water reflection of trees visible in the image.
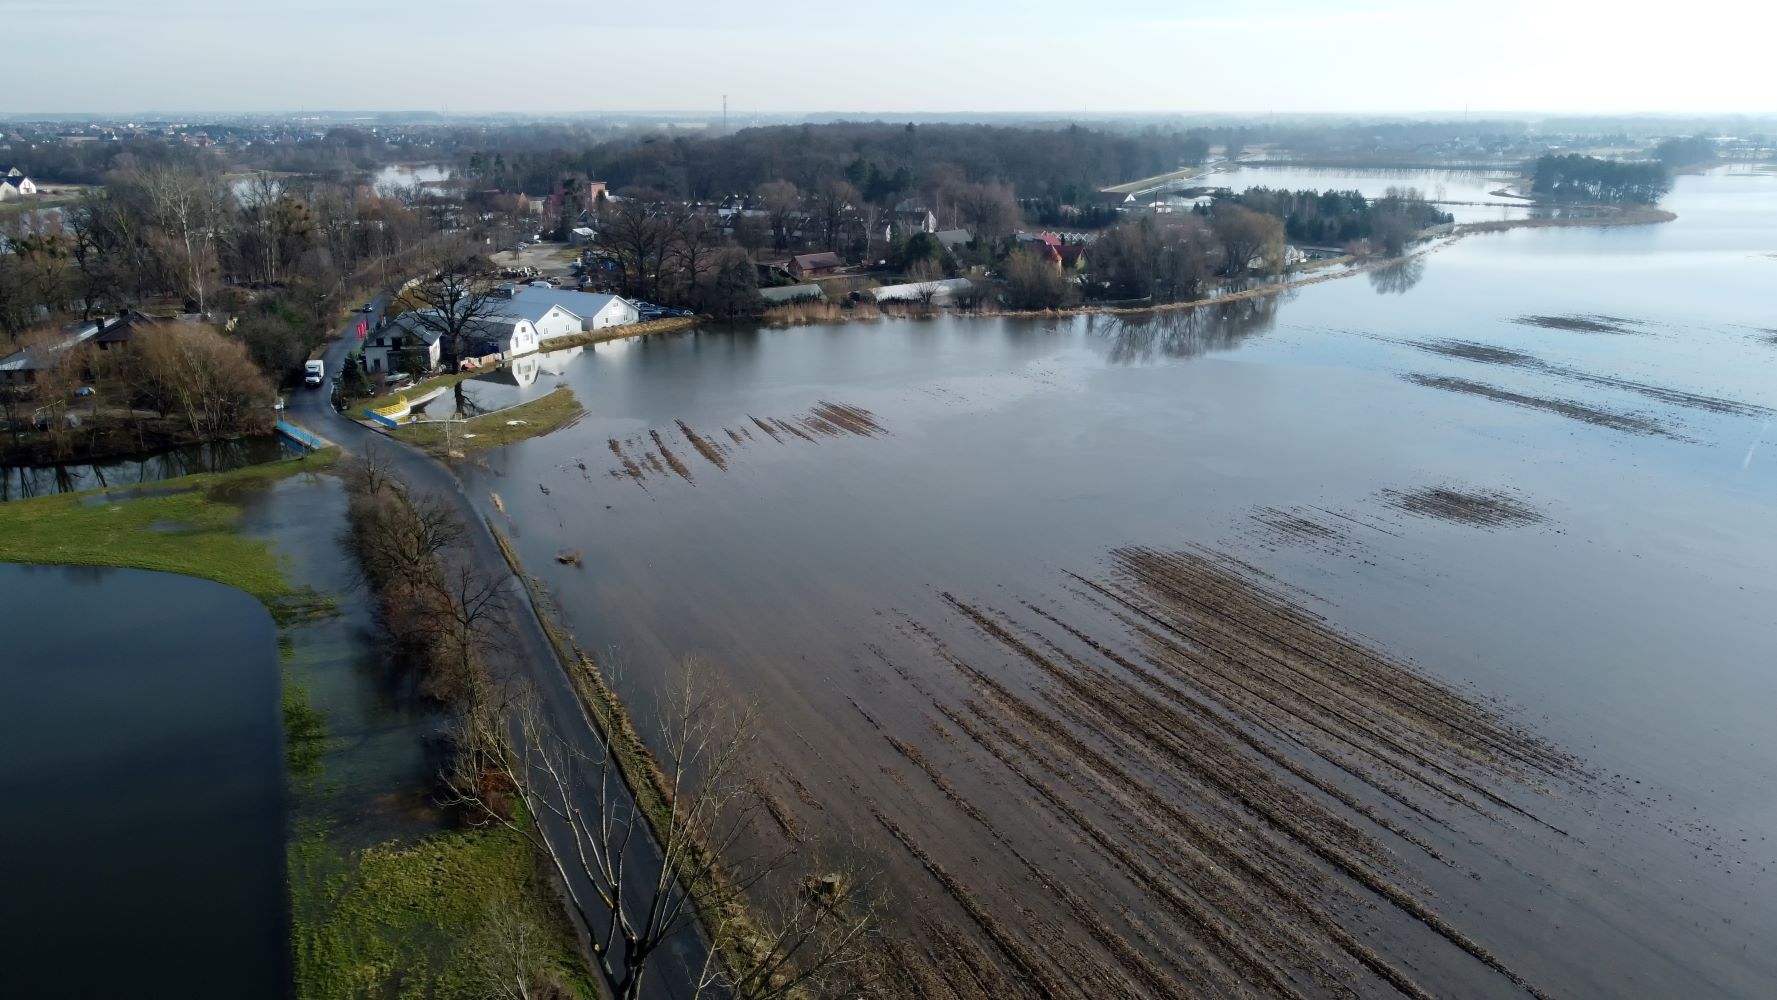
[0,437,287,502]
[1367,257,1426,296]
[1094,293,1283,364]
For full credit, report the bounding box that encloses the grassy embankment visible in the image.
[0,449,339,613]
[0,451,586,998]
[390,384,586,456]
[487,526,761,979]
[537,314,700,351]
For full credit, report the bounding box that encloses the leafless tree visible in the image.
[756,180,800,250]
[399,246,502,367]
[694,854,885,1000]
[1211,204,1285,277]
[449,665,878,1000]
[807,180,860,254]
[593,195,676,302]
[907,259,945,309]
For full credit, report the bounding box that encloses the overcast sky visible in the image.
[4,0,1772,116]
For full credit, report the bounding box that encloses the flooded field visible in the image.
[470,167,1777,996]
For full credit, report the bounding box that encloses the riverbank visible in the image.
[390,384,585,456]
[0,449,337,612]
[0,449,597,998]
[762,207,1677,329]
[537,314,701,352]
[0,413,276,468]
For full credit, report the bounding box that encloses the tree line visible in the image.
[1530,154,1671,204]
[465,122,1210,204]
[1212,186,1452,252]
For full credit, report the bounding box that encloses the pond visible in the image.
[0,435,298,502]
[0,564,286,998]
[462,165,1777,996]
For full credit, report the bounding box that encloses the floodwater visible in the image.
[1152,162,1537,224]
[0,435,296,501]
[370,162,453,191]
[0,564,286,998]
[468,166,1777,997]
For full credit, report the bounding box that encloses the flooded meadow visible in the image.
[468,166,1777,997]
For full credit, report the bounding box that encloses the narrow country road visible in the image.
[288,301,710,999]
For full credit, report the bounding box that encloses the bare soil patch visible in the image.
[1513,314,1641,335]
[1403,374,1680,437]
[1376,484,1545,529]
[1400,339,1769,417]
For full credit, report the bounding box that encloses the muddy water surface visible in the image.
[470,167,1777,997]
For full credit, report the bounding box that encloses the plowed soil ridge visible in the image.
[850,546,1582,998]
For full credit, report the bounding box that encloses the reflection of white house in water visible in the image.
[478,346,584,388]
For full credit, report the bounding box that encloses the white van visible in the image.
[304,359,325,387]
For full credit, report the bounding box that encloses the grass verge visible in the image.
[0,449,338,616]
[487,525,757,976]
[538,315,699,351]
[391,386,584,456]
[292,821,592,1000]
[358,372,473,414]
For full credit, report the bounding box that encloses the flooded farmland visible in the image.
[469,166,1777,997]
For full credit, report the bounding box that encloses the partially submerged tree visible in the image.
[448,668,882,1000]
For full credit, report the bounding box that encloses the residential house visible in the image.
[0,319,103,385]
[461,315,541,360]
[1058,245,1089,272]
[890,200,938,237]
[91,312,160,351]
[933,229,973,258]
[568,226,598,246]
[361,314,444,374]
[0,172,37,202]
[788,252,843,279]
[492,284,639,336]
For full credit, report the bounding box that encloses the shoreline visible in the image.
[759,206,1678,328]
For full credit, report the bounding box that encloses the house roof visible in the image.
[92,312,158,345]
[759,284,826,304]
[870,278,975,303]
[1,176,29,189]
[934,228,972,250]
[385,312,447,345]
[495,286,631,325]
[1058,245,1088,265]
[791,252,843,270]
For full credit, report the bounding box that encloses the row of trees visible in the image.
[1,161,441,342]
[340,450,883,1000]
[1212,186,1452,251]
[1530,154,1671,204]
[463,122,1211,204]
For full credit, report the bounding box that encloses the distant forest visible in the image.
[464,123,1212,203]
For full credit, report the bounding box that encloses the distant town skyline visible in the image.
[5,0,1773,116]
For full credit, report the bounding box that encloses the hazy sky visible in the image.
[5,0,1773,116]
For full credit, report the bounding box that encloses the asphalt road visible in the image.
[288,300,710,999]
